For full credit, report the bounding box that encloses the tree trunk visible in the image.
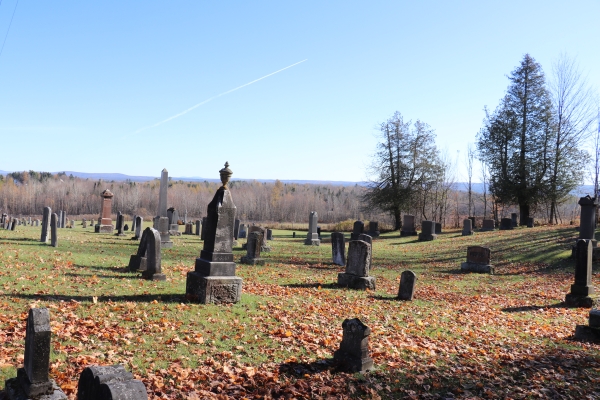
[394,209,401,231]
[519,203,530,226]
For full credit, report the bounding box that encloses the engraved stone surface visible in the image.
[565,239,595,307]
[400,214,417,236]
[331,232,345,266]
[333,318,374,372]
[461,246,494,273]
[398,270,416,300]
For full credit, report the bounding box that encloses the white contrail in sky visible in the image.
[130,59,307,135]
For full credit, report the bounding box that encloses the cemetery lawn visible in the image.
[1,223,599,399]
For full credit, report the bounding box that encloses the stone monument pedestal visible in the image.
[460,262,494,274]
[337,273,376,290]
[186,272,242,304]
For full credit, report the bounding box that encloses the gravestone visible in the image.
[398,270,417,300]
[304,211,320,245]
[154,169,173,248]
[292,232,296,238]
[167,207,180,234]
[333,318,373,372]
[115,213,125,236]
[462,218,473,236]
[10,218,17,230]
[400,214,417,236]
[358,233,373,267]
[134,216,143,240]
[418,221,437,241]
[195,219,201,236]
[238,223,247,239]
[460,246,494,273]
[240,231,264,265]
[266,228,273,240]
[246,226,270,252]
[435,222,442,234]
[124,223,129,231]
[317,226,321,240]
[186,162,242,304]
[234,219,240,240]
[511,213,518,227]
[41,207,51,243]
[367,221,380,238]
[350,220,364,241]
[131,215,137,233]
[61,211,66,230]
[77,364,147,400]
[50,213,58,247]
[58,211,63,229]
[468,216,476,229]
[527,217,534,228]
[35,219,40,227]
[481,219,495,232]
[337,240,375,290]
[499,218,513,230]
[129,228,151,272]
[141,228,165,281]
[565,239,595,307]
[82,219,87,228]
[575,309,600,341]
[97,189,114,233]
[200,217,208,240]
[184,222,193,234]
[578,196,597,241]
[3,308,67,399]
[331,232,346,266]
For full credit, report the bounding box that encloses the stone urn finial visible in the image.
[219,162,233,189]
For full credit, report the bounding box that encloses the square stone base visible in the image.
[141,271,166,281]
[418,233,437,241]
[161,240,173,249]
[5,373,67,399]
[240,256,265,265]
[98,225,113,234]
[332,351,374,373]
[461,262,494,274]
[575,325,600,342]
[564,293,596,308]
[337,273,376,290]
[304,239,320,246]
[186,272,242,304]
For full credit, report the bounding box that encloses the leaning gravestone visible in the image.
[499,218,513,230]
[3,308,67,399]
[398,270,417,300]
[480,219,495,232]
[418,220,437,241]
[304,211,320,245]
[333,318,374,372]
[50,213,58,247]
[140,228,165,281]
[337,240,375,290]
[186,162,242,304]
[460,246,494,273]
[565,239,595,307]
[77,364,148,400]
[331,232,346,266]
[40,207,52,243]
[129,228,151,272]
[240,231,265,265]
[400,214,417,236]
[462,218,473,236]
[350,220,364,241]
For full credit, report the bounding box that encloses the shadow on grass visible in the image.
[279,358,333,376]
[64,272,139,280]
[370,294,400,301]
[0,293,185,303]
[282,282,339,290]
[501,302,571,312]
[73,264,131,273]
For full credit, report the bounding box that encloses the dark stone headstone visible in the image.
[316,226,321,240]
[511,213,518,227]
[575,309,600,341]
[499,218,513,230]
[10,218,17,231]
[141,228,165,281]
[350,220,364,241]
[418,220,437,241]
[462,218,473,236]
[77,364,147,400]
[398,270,416,300]
[480,219,495,232]
[129,228,151,272]
[266,229,273,241]
[234,219,240,240]
[133,216,143,240]
[527,217,534,228]
[131,215,137,233]
[50,213,58,247]
[184,222,193,235]
[461,246,494,273]
[435,222,442,234]
[331,232,346,266]
[304,211,320,245]
[468,216,476,229]
[333,318,373,372]
[292,231,296,238]
[337,240,375,290]
[240,231,264,265]
[400,214,417,236]
[200,217,208,240]
[124,224,129,231]
[578,196,597,240]
[115,214,125,236]
[565,239,595,307]
[195,219,201,236]
[367,221,380,237]
[238,223,247,239]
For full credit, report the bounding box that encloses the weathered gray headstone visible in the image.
[398,270,416,300]
[82,219,87,228]
[460,246,494,273]
[167,207,180,234]
[200,217,208,240]
[333,318,373,372]
[462,218,473,236]
[418,220,437,241]
[140,228,165,281]
[358,233,373,267]
[41,207,51,243]
[350,220,364,241]
[184,222,193,234]
[134,216,143,240]
[195,219,201,236]
[481,219,495,232]
[58,210,63,229]
[61,211,66,230]
[304,211,320,246]
[338,240,375,290]
[50,213,58,247]
[77,364,147,400]
[499,218,513,230]
[240,231,264,265]
[131,215,137,233]
[331,232,346,266]
[400,214,417,236]
[367,221,380,238]
[186,162,242,304]
[435,222,442,234]
[266,228,273,241]
[154,169,173,248]
[565,239,595,307]
[3,308,67,399]
[238,223,247,239]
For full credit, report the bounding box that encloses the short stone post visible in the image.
[331,232,346,266]
[50,213,58,247]
[565,239,595,307]
[333,318,374,372]
[398,270,417,300]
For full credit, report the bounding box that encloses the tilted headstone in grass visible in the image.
[154,169,173,248]
[565,239,595,307]
[50,214,58,247]
[499,218,513,230]
[140,228,165,281]
[3,308,67,399]
[97,190,114,233]
[304,211,320,246]
[400,214,417,237]
[331,232,346,266]
[77,364,147,400]
[333,318,374,372]
[338,240,375,290]
[186,162,242,304]
[129,228,151,272]
[241,231,265,265]
[462,218,473,236]
[134,216,143,240]
[418,220,437,241]
[398,270,417,300]
[350,220,364,240]
[480,219,495,232]
[460,246,494,273]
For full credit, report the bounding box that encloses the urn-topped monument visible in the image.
[186,162,242,304]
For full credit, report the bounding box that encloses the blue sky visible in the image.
[0,1,598,182]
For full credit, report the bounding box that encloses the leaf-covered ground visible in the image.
[0,223,599,399]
